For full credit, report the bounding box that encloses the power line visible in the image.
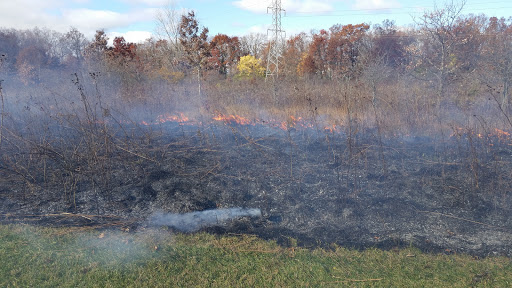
[286,7,512,18]
[282,1,512,18]
[233,0,512,17]
[289,1,512,14]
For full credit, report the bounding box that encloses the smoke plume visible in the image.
[148,208,262,232]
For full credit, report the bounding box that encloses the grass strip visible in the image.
[0,224,511,287]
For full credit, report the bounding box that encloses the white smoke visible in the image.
[148,208,262,232]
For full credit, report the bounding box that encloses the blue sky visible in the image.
[1,0,512,43]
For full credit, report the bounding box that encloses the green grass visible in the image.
[0,224,511,287]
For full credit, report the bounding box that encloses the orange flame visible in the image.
[494,128,510,138]
[212,114,252,125]
[277,116,317,131]
[157,113,189,123]
[451,126,512,144]
[324,124,338,133]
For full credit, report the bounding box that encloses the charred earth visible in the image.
[1,119,512,258]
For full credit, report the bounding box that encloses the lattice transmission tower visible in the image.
[266,0,285,79]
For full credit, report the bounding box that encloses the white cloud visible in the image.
[61,8,157,31]
[284,0,335,13]
[0,0,60,29]
[231,0,266,13]
[232,0,340,14]
[352,0,401,11]
[61,9,128,30]
[0,0,159,40]
[231,0,268,13]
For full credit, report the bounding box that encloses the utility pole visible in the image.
[266,0,285,80]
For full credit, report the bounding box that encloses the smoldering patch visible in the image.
[148,208,262,232]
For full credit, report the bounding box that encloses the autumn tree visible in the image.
[296,24,369,79]
[107,37,148,100]
[299,29,329,77]
[372,20,409,69]
[85,30,109,70]
[107,36,140,74]
[209,34,241,76]
[326,23,369,79]
[110,37,136,60]
[237,55,265,78]
[179,11,210,95]
[451,15,485,74]
[282,32,309,77]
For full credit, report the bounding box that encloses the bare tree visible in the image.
[179,11,210,97]
[413,0,467,107]
[155,0,183,52]
[240,33,266,58]
[64,27,88,61]
[84,30,109,70]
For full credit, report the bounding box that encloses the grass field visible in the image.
[1,224,511,287]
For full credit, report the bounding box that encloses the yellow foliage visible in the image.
[296,52,309,77]
[237,55,265,78]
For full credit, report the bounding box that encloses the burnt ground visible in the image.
[1,121,512,257]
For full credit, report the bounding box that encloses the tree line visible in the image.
[1,1,512,113]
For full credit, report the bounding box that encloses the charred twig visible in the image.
[0,155,37,184]
[114,143,158,163]
[238,136,274,151]
[199,163,221,180]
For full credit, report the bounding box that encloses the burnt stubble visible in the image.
[1,116,512,257]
